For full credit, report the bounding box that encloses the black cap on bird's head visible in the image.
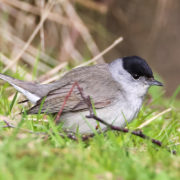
[122,56,163,86]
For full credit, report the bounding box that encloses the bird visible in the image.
[0,56,163,134]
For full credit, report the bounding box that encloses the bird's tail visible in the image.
[0,73,41,104]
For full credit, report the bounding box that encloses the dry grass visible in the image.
[0,1,179,179]
[0,0,110,82]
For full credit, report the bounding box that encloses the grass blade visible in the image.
[9,92,18,114]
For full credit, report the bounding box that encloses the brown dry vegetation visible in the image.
[0,1,180,179]
[0,0,179,95]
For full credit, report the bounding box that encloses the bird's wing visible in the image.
[27,64,121,114]
[27,82,113,114]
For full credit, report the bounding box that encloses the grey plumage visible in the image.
[28,64,121,114]
[0,56,162,134]
[0,73,51,98]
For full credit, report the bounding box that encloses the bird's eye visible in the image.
[133,74,140,79]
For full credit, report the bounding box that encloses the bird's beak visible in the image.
[148,78,163,86]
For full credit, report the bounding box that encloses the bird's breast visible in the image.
[103,96,143,127]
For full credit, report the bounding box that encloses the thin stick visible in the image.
[138,108,172,129]
[76,37,123,68]
[41,74,64,84]
[2,1,55,73]
[3,120,15,128]
[0,27,58,66]
[86,114,162,147]
[71,83,176,154]
[62,0,103,61]
[38,62,67,82]
[54,82,77,124]
[40,37,123,84]
[54,81,163,147]
[75,0,107,14]
[40,0,45,52]
[54,82,92,123]
[0,53,32,80]
[3,0,71,26]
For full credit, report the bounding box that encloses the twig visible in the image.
[53,81,95,141]
[59,27,83,63]
[86,113,176,154]
[86,114,162,147]
[0,53,32,80]
[1,115,92,142]
[2,1,55,73]
[3,120,15,128]
[41,74,64,84]
[0,28,58,66]
[38,62,67,82]
[2,0,71,26]
[62,0,105,63]
[54,81,92,123]
[61,132,95,141]
[40,0,45,52]
[75,0,107,14]
[76,37,123,68]
[39,37,123,84]
[32,36,123,85]
[55,82,78,124]
[138,108,172,128]
[68,83,176,154]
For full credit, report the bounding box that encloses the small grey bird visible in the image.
[0,56,162,134]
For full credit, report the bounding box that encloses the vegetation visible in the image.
[0,68,179,180]
[0,1,179,180]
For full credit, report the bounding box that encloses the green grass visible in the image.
[0,73,180,180]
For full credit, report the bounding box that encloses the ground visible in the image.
[0,73,179,180]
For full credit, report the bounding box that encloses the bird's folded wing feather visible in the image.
[27,64,121,114]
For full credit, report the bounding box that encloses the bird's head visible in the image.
[109,56,163,97]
